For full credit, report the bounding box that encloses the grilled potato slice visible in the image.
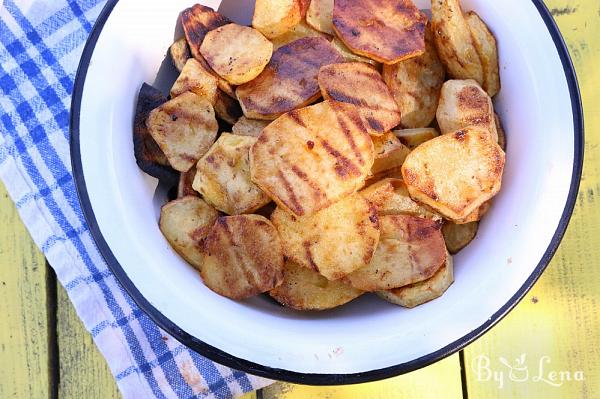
[443,221,478,254]
[147,92,218,172]
[332,0,426,64]
[431,0,484,84]
[213,89,243,124]
[133,83,178,183]
[495,113,506,151]
[393,128,440,149]
[202,215,284,299]
[306,0,334,35]
[454,200,491,224]
[159,196,219,269]
[170,58,218,103]
[193,133,271,215]
[232,116,269,138]
[269,261,364,310]
[382,26,445,128]
[330,37,379,67]
[377,251,454,308]
[252,0,304,39]
[237,36,343,120]
[250,101,374,216]
[271,193,380,280]
[271,21,327,51]
[347,215,446,291]
[465,11,500,97]
[170,37,191,73]
[318,62,401,135]
[436,79,497,141]
[401,126,505,221]
[201,24,273,85]
[370,132,411,175]
[178,165,198,198]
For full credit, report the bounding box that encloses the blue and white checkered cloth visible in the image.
[0,1,272,397]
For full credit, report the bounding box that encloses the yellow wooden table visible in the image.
[1,1,598,398]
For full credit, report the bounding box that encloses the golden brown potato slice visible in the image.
[332,0,426,64]
[465,11,500,97]
[347,215,446,291]
[213,89,243,124]
[250,101,374,216]
[202,215,284,299]
[170,58,219,103]
[271,21,327,51]
[159,196,219,269]
[495,113,506,151]
[147,92,218,172]
[178,165,198,198]
[393,128,440,149]
[318,62,401,135]
[306,0,334,35]
[193,133,271,215]
[370,132,411,175]
[443,221,478,254]
[382,26,445,128]
[454,200,491,224]
[237,36,343,120]
[431,0,483,84]
[231,116,269,138]
[330,37,379,67]
[252,0,304,39]
[377,251,454,308]
[271,193,379,280]
[401,126,505,221]
[170,37,191,73]
[436,79,497,141]
[200,24,273,85]
[269,261,364,310]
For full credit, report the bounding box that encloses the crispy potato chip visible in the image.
[401,126,505,221]
[202,215,284,299]
[214,89,243,124]
[436,79,497,141]
[370,132,411,175]
[170,58,219,103]
[347,215,446,291]
[382,26,445,128]
[330,37,380,66]
[306,0,334,35]
[232,116,269,137]
[465,11,500,97]
[133,83,178,183]
[178,165,198,198]
[443,221,478,254]
[250,101,374,216]
[393,128,440,149]
[269,261,364,310]
[431,0,484,84]
[237,37,343,120]
[201,24,273,85]
[170,37,191,72]
[193,133,271,215]
[271,21,328,51]
[332,0,426,64]
[271,193,380,280]
[252,0,304,39]
[495,113,506,151]
[159,196,219,269]
[147,92,218,172]
[318,62,401,135]
[377,251,454,307]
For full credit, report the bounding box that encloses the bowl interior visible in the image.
[76,0,578,377]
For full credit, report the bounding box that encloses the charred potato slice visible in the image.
[382,26,445,128]
[318,62,401,135]
[232,116,269,138]
[306,0,334,35]
[237,36,343,120]
[436,79,497,141]
[377,251,454,308]
[200,24,273,85]
[495,113,506,151]
[271,193,380,280]
[193,133,271,215]
[332,0,426,64]
[252,0,304,39]
[159,196,219,269]
[202,215,284,299]
[431,0,484,84]
[147,92,218,172]
[347,215,446,291]
[213,89,243,124]
[393,128,440,149]
[370,132,411,175]
[250,101,374,216]
[178,165,198,198]
[443,221,478,254]
[269,261,364,310]
[170,37,191,72]
[330,37,380,67]
[401,126,505,221]
[170,58,218,103]
[465,11,500,97]
[271,21,327,51]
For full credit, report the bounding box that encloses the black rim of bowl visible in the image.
[70,0,584,385]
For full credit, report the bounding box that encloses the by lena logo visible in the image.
[471,354,585,389]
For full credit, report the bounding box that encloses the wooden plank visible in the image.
[0,182,54,399]
[262,354,463,399]
[463,1,600,398]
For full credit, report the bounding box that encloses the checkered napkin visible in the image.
[0,1,272,397]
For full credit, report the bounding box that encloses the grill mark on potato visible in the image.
[277,170,304,215]
[327,89,363,106]
[288,109,307,127]
[303,241,319,271]
[334,110,365,165]
[366,117,384,132]
[318,138,361,178]
[290,164,326,202]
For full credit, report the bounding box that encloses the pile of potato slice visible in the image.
[133,0,506,311]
